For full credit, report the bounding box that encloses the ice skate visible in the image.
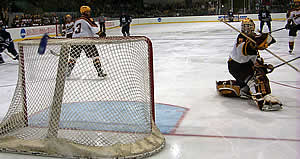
[0,56,5,65]
[13,55,19,60]
[65,67,73,78]
[98,71,107,79]
[261,94,283,111]
[289,50,294,55]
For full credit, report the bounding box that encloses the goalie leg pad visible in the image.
[247,77,266,109]
[216,80,240,97]
[255,74,271,96]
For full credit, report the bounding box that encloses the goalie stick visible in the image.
[220,19,300,72]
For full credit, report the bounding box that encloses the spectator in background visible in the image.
[42,13,50,25]
[99,13,106,33]
[33,15,42,26]
[1,8,4,27]
[228,9,234,22]
[51,13,58,25]
[12,15,20,28]
[3,8,9,28]
[0,18,3,28]
[27,14,33,27]
[21,15,26,27]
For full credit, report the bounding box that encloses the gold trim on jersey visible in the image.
[77,16,98,27]
[242,40,249,56]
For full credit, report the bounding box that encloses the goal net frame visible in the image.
[0,36,165,158]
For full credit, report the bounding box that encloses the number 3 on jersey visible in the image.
[75,23,81,34]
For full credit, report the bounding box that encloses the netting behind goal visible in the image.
[0,36,165,158]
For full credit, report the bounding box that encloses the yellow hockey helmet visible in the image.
[241,18,255,34]
[80,6,91,14]
[65,14,72,19]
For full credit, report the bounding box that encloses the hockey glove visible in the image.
[285,23,291,30]
[266,64,274,73]
[255,33,276,50]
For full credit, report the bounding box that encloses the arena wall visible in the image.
[7,13,286,42]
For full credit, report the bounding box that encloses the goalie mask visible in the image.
[241,18,255,34]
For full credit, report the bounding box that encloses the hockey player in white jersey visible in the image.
[62,14,74,38]
[66,6,106,78]
[217,18,282,111]
[285,0,300,54]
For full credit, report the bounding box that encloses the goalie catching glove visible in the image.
[255,33,276,50]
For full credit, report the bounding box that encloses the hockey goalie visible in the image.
[217,18,282,111]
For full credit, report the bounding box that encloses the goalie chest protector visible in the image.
[216,80,240,97]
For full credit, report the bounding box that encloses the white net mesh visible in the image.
[0,36,165,158]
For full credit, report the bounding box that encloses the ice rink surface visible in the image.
[0,20,299,159]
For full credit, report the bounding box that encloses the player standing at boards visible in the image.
[62,14,74,38]
[217,18,282,111]
[120,12,132,37]
[227,10,234,22]
[258,6,272,33]
[286,0,300,54]
[0,25,18,64]
[66,6,107,78]
[99,14,106,33]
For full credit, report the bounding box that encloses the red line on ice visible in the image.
[166,133,300,142]
[270,81,300,89]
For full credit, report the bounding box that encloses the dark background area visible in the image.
[1,0,292,16]
[0,0,294,28]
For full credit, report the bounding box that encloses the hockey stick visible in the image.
[270,27,285,34]
[257,27,285,34]
[38,34,49,55]
[38,33,61,56]
[274,56,300,69]
[220,19,300,72]
[3,50,16,60]
[48,50,59,56]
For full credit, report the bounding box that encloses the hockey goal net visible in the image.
[0,36,165,158]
